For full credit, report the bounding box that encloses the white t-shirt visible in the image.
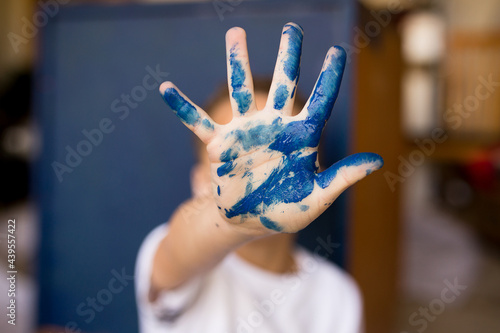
[135,224,364,333]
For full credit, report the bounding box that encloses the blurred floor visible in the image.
[397,246,500,333]
[396,164,500,333]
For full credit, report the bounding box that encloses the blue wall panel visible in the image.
[35,1,355,331]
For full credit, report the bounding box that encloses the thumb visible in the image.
[315,152,384,198]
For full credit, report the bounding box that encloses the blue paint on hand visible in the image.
[216,47,353,230]
[315,153,384,189]
[307,46,346,125]
[202,118,214,130]
[245,182,253,196]
[221,117,322,159]
[220,48,348,160]
[232,90,252,114]
[230,123,277,152]
[220,147,239,162]
[268,119,320,155]
[282,24,303,82]
[259,217,283,232]
[225,152,317,219]
[163,88,200,126]
[274,84,289,110]
[161,25,384,236]
[230,47,245,90]
[229,46,252,114]
[217,161,236,177]
[299,205,309,211]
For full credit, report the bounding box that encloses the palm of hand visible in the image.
[160,23,383,233]
[209,110,321,232]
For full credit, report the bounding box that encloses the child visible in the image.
[135,23,383,333]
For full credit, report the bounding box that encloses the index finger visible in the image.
[303,46,346,128]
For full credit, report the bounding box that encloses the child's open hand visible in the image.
[160,23,383,234]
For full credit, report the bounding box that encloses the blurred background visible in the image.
[0,0,499,332]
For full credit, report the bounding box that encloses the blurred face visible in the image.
[191,92,267,196]
[198,91,269,164]
[191,90,302,197]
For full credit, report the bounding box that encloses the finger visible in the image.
[226,27,256,116]
[266,22,303,115]
[303,46,346,129]
[315,152,384,199]
[160,81,217,143]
